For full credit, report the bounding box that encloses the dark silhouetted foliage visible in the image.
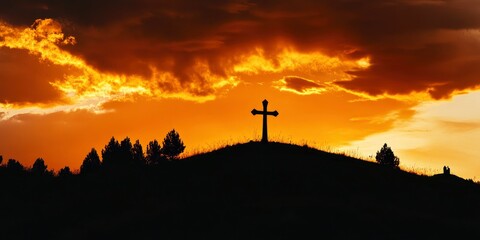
[132,139,146,165]
[162,129,186,160]
[32,158,48,175]
[146,139,162,164]
[102,137,121,167]
[119,136,134,165]
[58,166,72,177]
[81,148,101,174]
[6,159,24,173]
[375,143,400,168]
[1,141,480,239]
[0,155,3,165]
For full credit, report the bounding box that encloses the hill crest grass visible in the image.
[183,137,441,179]
[2,139,480,239]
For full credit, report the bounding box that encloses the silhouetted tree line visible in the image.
[81,129,185,174]
[0,133,398,178]
[1,139,478,239]
[0,156,55,177]
[0,129,185,177]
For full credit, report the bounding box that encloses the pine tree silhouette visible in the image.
[132,139,146,165]
[102,137,121,167]
[32,158,48,175]
[81,148,101,174]
[119,137,134,165]
[146,139,162,165]
[162,129,186,161]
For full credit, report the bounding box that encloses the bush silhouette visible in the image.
[146,139,163,164]
[162,129,186,160]
[6,159,24,173]
[32,158,48,175]
[58,166,72,177]
[81,148,102,174]
[0,155,3,165]
[375,143,400,168]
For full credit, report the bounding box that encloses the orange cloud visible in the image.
[1,0,480,181]
[0,48,67,104]
[0,0,479,117]
[0,19,240,118]
[274,76,327,95]
[0,17,372,119]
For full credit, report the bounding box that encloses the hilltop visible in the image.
[1,141,480,239]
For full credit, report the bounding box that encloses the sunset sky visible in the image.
[1,0,480,179]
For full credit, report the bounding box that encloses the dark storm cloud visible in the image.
[1,0,479,99]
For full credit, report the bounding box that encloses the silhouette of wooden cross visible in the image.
[251,99,279,143]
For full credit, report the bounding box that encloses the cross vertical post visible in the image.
[251,99,279,143]
[262,100,268,143]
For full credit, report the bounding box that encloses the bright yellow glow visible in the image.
[233,48,370,79]
[232,48,373,96]
[1,20,478,181]
[356,57,371,68]
[273,77,328,95]
[1,19,376,118]
[341,90,480,179]
[0,19,240,118]
[0,18,435,124]
[335,86,433,102]
[0,19,81,67]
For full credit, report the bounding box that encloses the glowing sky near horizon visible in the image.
[1,0,480,179]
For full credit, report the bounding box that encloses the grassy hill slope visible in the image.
[1,141,480,239]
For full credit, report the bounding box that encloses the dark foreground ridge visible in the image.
[1,141,480,239]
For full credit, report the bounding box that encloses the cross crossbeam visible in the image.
[251,99,279,143]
